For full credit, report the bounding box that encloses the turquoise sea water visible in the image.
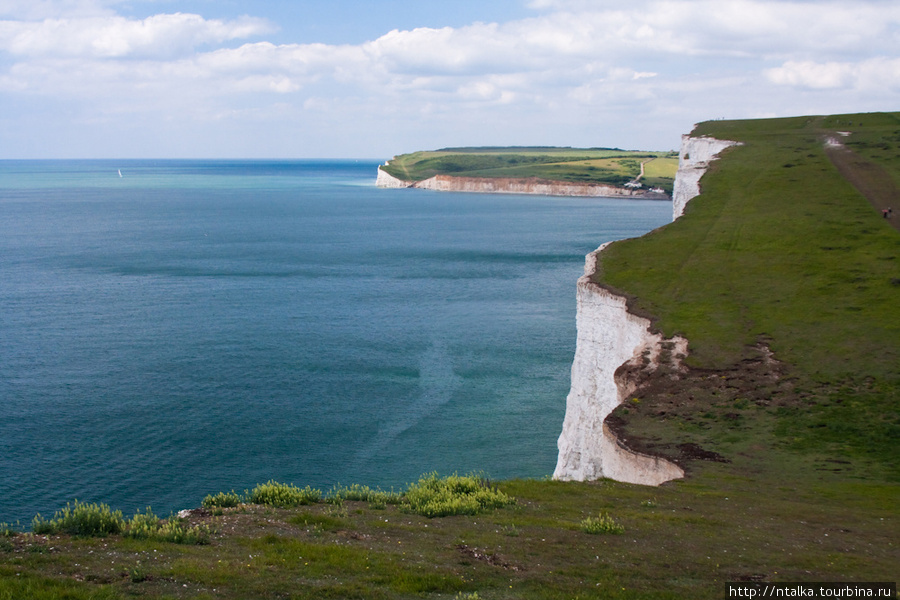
[0,160,670,524]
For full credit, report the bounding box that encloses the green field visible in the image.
[2,115,898,598]
[381,147,679,193]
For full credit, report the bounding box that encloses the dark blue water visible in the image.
[0,160,670,524]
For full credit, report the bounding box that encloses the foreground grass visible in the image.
[1,469,896,599]
[381,147,678,192]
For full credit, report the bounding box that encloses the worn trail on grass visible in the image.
[824,137,900,233]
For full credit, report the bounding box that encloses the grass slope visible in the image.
[598,114,899,473]
[2,115,898,598]
[381,147,678,193]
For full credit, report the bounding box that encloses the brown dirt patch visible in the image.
[606,342,803,471]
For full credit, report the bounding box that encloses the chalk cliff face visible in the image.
[375,166,411,189]
[552,245,688,485]
[413,175,666,198]
[554,135,737,486]
[672,135,741,219]
[375,167,667,199]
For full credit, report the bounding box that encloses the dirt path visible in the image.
[628,157,655,186]
[824,137,900,232]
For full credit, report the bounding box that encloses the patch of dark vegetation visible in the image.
[456,544,521,571]
[677,443,730,463]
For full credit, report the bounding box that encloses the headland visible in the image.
[376,146,677,198]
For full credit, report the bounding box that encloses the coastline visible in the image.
[553,135,738,486]
[376,166,669,199]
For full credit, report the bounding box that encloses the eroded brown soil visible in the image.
[606,342,803,472]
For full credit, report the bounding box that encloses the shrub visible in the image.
[124,508,210,545]
[31,501,124,537]
[125,507,161,536]
[328,483,402,507]
[201,490,243,509]
[402,472,515,518]
[148,519,210,545]
[249,481,321,507]
[580,513,625,535]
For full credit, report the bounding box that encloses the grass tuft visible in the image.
[202,490,243,509]
[402,472,515,518]
[579,512,625,535]
[123,507,210,545]
[31,501,124,537]
[249,481,322,507]
[328,483,403,508]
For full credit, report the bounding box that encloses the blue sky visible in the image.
[1,0,898,158]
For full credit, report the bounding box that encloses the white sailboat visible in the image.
[118,169,123,178]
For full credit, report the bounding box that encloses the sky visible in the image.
[0,0,898,158]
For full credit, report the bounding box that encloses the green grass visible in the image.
[201,490,242,509]
[601,114,900,376]
[598,112,900,479]
[579,512,625,535]
[4,113,899,597]
[381,147,678,191]
[328,483,403,508]
[31,501,124,537]
[401,472,516,518]
[247,481,322,507]
[27,502,211,548]
[1,474,896,599]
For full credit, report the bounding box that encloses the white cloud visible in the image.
[765,60,855,89]
[766,58,900,91]
[1,0,899,157]
[0,13,271,58]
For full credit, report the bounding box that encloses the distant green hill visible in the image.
[381,146,679,193]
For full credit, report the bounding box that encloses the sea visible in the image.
[0,159,671,525]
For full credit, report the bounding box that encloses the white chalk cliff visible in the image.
[672,135,741,219]
[553,135,738,485]
[376,166,667,199]
[375,165,411,189]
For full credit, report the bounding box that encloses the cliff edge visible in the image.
[376,166,668,199]
[553,135,738,486]
[672,136,741,219]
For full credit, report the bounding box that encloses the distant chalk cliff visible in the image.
[553,135,738,486]
[376,167,668,199]
[375,165,410,189]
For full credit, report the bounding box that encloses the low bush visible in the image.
[31,501,124,537]
[124,508,210,545]
[201,490,243,509]
[580,513,625,535]
[28,503,209,544]
[328,483,402,508]
[249,481,321,507]
[402,472,515,518]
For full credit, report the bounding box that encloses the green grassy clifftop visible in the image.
[601,112,900,480]
[381,146,679,193]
